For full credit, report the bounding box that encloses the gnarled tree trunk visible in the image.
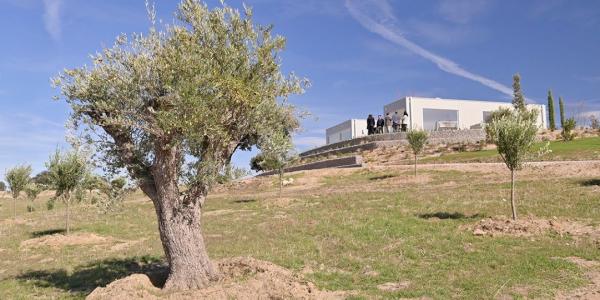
[149,144,220,290]
[155,193,219,290]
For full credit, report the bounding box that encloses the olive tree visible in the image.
[407,130,428,176]
[25,183,43,212]
[5,165,32,220]
[486,110,539,220]
[46,149,88,234]
[52,0,306,290]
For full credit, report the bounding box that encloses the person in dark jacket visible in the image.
[367,114,375,135]
[376,115,384,134]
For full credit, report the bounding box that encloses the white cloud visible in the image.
[408,19,482,46]
[43,0,63,41]
[345,0,525,101]
[437,0,490,24]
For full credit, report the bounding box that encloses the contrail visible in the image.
[346,0,517,99]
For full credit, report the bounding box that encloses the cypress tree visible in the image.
[547,90,556,131]
[559,97,566,128]
[512,74,526,112]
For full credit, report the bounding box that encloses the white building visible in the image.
[324,96,547,145]
[326,119,368,145]
[384,97,547,131]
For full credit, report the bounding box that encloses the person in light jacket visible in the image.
[384,113,392,133]
[401,111,409,132]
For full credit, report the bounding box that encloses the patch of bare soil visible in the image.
[469,216,600,241]
[377,281,411,292]
[20,232,115,250]
[203,209,250,217]
[263,197,296,208]
[555,257,600,300]
[110,238,149,252]
[86,257,347,300]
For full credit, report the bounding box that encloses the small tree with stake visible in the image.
[251,131,296,198]
[46,149,87,234]
[486,109,540,220]
[407,129,428,176]
[5,165,32,220]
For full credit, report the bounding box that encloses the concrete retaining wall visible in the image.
[300,129,486,157]
[259,156,363,176]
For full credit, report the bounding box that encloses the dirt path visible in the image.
[370,160,600,178]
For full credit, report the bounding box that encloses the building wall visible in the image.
[325,119,368,145]
[405,97,547,130]
[352,119,368,138]
[383,98,407,116]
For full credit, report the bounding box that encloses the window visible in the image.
[423,108,458,131]
[483,111,493,123]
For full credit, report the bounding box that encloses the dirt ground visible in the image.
[86,257,347,300]
[468,216,600,240]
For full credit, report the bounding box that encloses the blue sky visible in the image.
[1,0,599,177]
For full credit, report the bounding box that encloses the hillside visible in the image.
[1,160,600,298]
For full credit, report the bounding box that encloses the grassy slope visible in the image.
[422,136,600,164]
[0,166,599,299]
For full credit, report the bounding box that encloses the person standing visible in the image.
[401,110,409,132]
[367,114,375,135]
[384,113,392,133]
[376,115,384,134]
[392,111,400,132]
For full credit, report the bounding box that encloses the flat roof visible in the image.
[387,96,545,106]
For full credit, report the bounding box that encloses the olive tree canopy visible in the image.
[486,109,540,220]
[52,0,307,290]
[5,165,32,219]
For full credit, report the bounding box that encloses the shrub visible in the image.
[561,118,577,141]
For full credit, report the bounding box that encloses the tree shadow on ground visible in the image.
[369,174,397,181]
[417,212,483,220]
[579,179,600,186]
[30,229,66,237]
[232,198,257,204]
[16,256,167,296]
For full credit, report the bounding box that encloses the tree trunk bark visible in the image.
[150,145,219,290]
[13,196,16,221]
[414,154,418,176]
[66,193,70,235]
[510,169,517,221]
[278,168,283,199]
